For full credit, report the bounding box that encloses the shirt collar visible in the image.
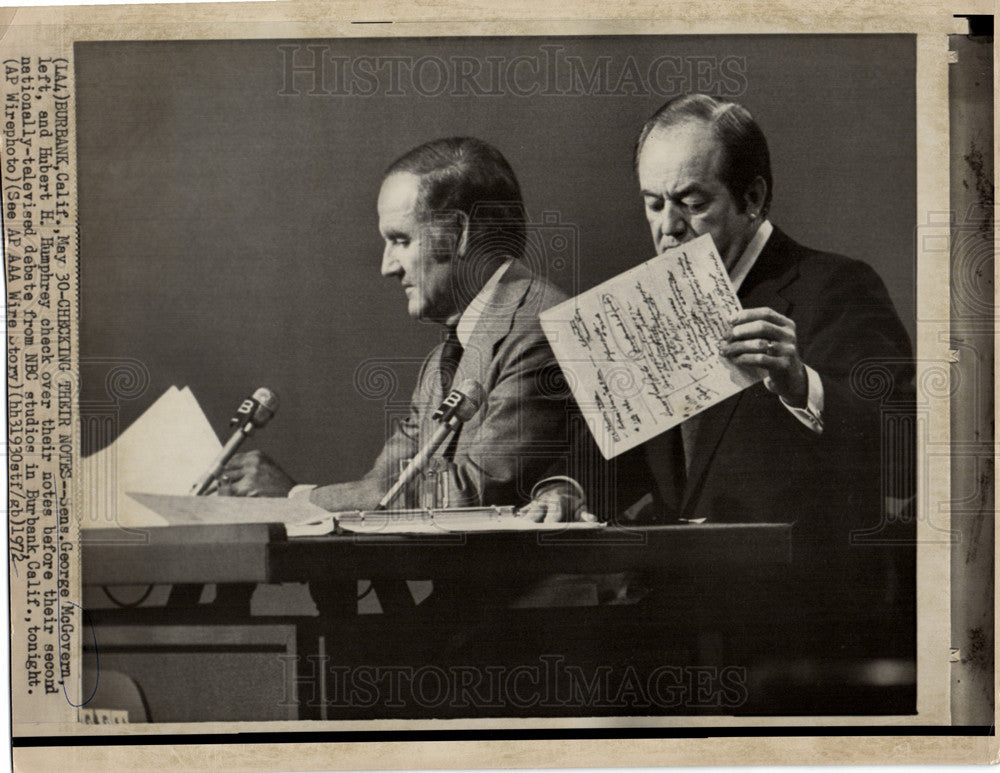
[728,219,773,292]
[452,259,513,347]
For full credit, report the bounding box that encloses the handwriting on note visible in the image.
[539,234,760,459]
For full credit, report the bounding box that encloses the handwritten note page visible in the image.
[539,234,760,459]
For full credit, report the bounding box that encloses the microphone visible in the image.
[190,387,279,495]
[375,379,485,511]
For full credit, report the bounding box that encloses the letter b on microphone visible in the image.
[432,390,464,423]
[231,398,257,426]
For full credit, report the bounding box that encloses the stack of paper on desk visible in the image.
[127,494,605,536]
[286,507,606,536]
[80,385,222,529]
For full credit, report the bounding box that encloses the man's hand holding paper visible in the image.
[720,307,808,407]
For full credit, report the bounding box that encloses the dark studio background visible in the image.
[76,35,916,486]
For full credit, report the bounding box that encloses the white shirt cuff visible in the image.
[529,476,586,502]
[288,483,317,500]
[780,364,824,434]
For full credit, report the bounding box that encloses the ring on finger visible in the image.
[765,340,778,356]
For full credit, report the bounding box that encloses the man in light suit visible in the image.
[219,136,576,512]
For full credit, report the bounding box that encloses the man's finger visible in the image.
[218,469,245,485]
[227,477,258,497]
[721,339,789,358]
[727,319,794,343]
[727,353,786,371]
[730,307,793,328]
[518,502,548,522]
[220,457,248,474]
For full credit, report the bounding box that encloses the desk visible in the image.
[78,522,913,721]
[81,521,793,585]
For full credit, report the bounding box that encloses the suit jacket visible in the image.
[622,227,915,557]
[363,259,574,508]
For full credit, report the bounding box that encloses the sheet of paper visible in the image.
[127,497,606,534]
[287,515,606,537]
[539,234,761,459]
[80,386,223,528]
[332,519,606,535]
[128,491,331,526]
[310,512,606,536]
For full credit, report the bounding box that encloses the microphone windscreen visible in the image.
[252,387,279,411]
[251,387,279,425]
[454,379,485,422]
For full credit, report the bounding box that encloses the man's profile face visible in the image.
[637,119,758,269]
[378,172,461,323]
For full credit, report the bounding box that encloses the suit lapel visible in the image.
[419,261,533,454]
[679,227,799,513]
[451,260,532,397]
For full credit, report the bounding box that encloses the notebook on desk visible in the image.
[127,492,606,537]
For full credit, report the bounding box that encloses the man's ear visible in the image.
[431,211,469,263]
[744,176,768,217]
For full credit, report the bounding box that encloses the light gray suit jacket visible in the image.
[363,260,573,508]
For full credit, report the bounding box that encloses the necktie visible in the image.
[439,327,463,394]
[679,414,701,475]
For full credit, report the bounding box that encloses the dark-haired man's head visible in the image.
[635,95,771,268]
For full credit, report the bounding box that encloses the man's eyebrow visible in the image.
[641,184,710,200]
[670,183,710,200]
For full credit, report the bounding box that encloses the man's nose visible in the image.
[658,202,688,245]
[381,245,401,278]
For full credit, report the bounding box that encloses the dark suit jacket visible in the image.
[621,227,915,559]
[363,259,574,508]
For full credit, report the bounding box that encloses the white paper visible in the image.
[80,386,223,528]
[314,511,606,536]
[539,234,760,459]
[288,519,606,537]
[128,491,331,526]
[126,496,606,535]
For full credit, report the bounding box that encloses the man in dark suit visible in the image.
[534,94,914,549]
[218,136,574,512]
[629,95,914,553]
[525,97,915,700]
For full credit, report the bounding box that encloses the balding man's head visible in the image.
[635,95,771,267]
[635,94,773,218]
